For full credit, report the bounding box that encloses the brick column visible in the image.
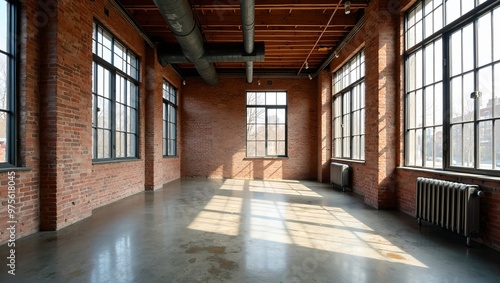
[363,0,398,209]
[317,71,332,182]
[39,1,93,230]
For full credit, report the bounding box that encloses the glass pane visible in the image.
[276,109,286,123]
[407,53,416,91]
[495,63,500,117]
[360,135,365,160]
[408,91,416,128]
[276,92,287,105]
[451,124,462,166]
[446,0,460,24]
[267,124,277,140]
[434,6,443,33]
[256,93,265,105]
[266,92,277,105]
[477,13,492,67]
[416,50,423,89]
[478,66,493,119]
[424,43,434,85]
[424,87,434,126]
[435,126,443,168]
[247,108,256,124]
[247,92,256,105]
[102,31,112,63]
[247,125,256,140]
[256,108,265,123]
[116,132,124,158]
[463,72,475,122]
[334,139,341,158]
[0,1,7,52]
[416,90,423,127]
[435,83,443,125]
[495,122,500,169]
[267,109,277,124]
[450,29,462,76]
[267,141,277,156]
[461,0,474,15]
[0,53,7,110]
[256,124,265,140]
[277,141,286,156]
[360,108,365,134]
[343,137,350,158]
[277,125,286,140]
[424,13,433,38]
[128,134,136,157]
[408,130,416,165]
[416,129,423,166]
[463,123,474,167]
[256,141,265,156]
[451,77,463,122]
[163,139,167,156]
[163,121,167,140]
[462,24,474,73]
[424,128,434,167]
[0,112,7,162]
[247,141,256,157]
[434,39,443,81]
[494,7,500,61]
[479,121,493,169]
[129,83,138,108]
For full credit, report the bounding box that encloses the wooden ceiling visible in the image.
[118,0,368,77]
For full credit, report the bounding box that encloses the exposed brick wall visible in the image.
[329,0,398,209]
[317,71,332,182]
[145,45,182,191]
[181,76,317,180]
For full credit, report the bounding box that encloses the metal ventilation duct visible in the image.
[240,0,255,83]
[153,0,218,85]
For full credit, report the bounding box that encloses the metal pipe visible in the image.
[240,0,255,83]
[153,0,218,85]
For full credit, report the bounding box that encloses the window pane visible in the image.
[479,121,493,169]
[267,124,277,141]
[266,92,276,105]
[424,87,434,126]
[434,39,443,81]
[116,132,124,158]
[450,29,463,76]
[495,63,500,118]
[435,83,443,125]
[256,93,265,105]
[494,7,500,61]
[0,53,7,110]
[0,1,7,52]
[276,92,286,105]
[247,141,256,157]
[128,134,136,157]
[424,128,434,167]
[408,130,416,165]
[416,129,423,166]
[277,141,286,156]
[435,126,443,168]
[277,125,286,140]
[446,0,461,24]
[462,123,474,167]
[462,72,475,122]
[267,141,277,156]
[0,111,7,162]
[451,77,463,122]
[495,122,500,169]
[276,109,286,123]
[478,66,493,119]
[477,12,492,67]
[256,141,265,156]
[268,109,277,124]
[247,92,256,105]
[451,124,462,166]
[462,24,474,73]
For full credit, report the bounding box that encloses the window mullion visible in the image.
[111,71,116,159]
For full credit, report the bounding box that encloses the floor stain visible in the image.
[188,258,196,263]
[386,252,405,260]
[185,246,226,255]
[208,255,237,270]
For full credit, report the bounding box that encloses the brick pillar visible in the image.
[39,1,93,230]
[317,71,332,182]
[144,45,162,190]
[363,0,398,209]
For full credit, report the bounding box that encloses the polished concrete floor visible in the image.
[2,178,500,282]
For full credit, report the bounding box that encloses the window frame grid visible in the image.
[162,80,177,157]
[332,50,365,161]
[0,0,17,167]
[246,91,288,158]
[92,21,139,162]
[404,0,500,174]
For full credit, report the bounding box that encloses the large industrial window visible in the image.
[405,0,500,173]
[333,51,365,160]
[92,22,139,161]
[163,80,177,157]
[0,0,16,166]
[246,91,287,157]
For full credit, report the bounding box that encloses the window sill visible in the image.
[92,158,141,165]
[244,157,289,160]
[163,156,179,159]
[0,166,33,173]
[331,158,365,164]
[398,166,500,182]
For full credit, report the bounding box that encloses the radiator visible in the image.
[416,177,482,246]
[330,162,350,191]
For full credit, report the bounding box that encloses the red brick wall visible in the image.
[317,71,332,182]
[145,46,182,190]
[1,0,181,244]
[181,76,317,180]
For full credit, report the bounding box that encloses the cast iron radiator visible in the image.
[416,177,482,246]
[330,162,350,191]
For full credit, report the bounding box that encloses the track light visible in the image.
[308,74,313,80]
[182,80,186,86]
[305,61,309,69]
[258,79,261,86]
[334,51,339,58]
[345,1,351,14]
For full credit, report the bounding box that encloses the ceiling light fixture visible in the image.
[305,62,309,69]
[183,80,186,86]
[258,79,261,86]
[345,1,351,15]
[308,74,313,80]
[334,51,339,58]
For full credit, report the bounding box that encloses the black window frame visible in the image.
[163,80,177,157]
[92,21,139,162]
[246,91,288,158]
[404,0,500,174]
[332,50,366,161]
[0,0,17,168]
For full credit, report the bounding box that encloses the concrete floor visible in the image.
[1,178,500,283]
